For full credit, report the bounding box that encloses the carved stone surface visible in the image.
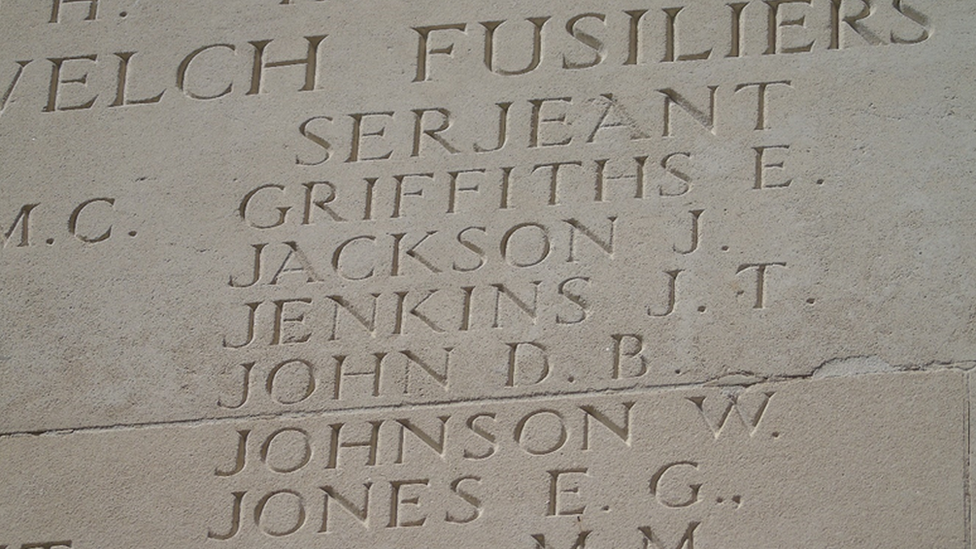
[0,0,973,547]
[0,372,967,548]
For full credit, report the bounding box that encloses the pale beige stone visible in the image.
[0,0,974,546]
[1,1,975,432]
[0,371,965,548]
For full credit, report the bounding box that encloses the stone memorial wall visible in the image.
[0,0,974,547]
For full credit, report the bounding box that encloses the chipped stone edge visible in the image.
[707,357,976,387]
[1,357,971,441]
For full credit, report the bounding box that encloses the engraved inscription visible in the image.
[206,389,778,541]
[0,3,969,548]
